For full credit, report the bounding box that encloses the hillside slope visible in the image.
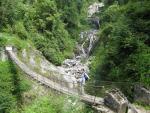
[89,0,150,101]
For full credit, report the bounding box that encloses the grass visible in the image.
[0,59,93,113]
[0,33,33,50]
[134,102,150,110]
[10,75,95,113]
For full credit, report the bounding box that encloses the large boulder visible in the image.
[104,89,128,113]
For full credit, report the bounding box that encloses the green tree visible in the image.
[89,0,150,100]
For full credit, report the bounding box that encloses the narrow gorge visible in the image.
[0,0,149,113]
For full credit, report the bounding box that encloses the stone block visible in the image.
[104,89,128,113]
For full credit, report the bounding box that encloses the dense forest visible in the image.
[0,0,150,113]
[0,0,95,65]
[0,0,96,112]
[89,0,150,92]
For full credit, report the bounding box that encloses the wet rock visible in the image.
[63,59,78,67]
[78,30,98,57]
[89,17,100,29]
[63,3,102,81]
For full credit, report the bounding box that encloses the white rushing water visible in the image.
[80,29,98,57]
[57,2,104,85]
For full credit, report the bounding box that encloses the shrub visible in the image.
[13,22,28,40]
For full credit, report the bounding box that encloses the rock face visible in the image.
[88,2,104,17]
[104,89,128,113]
[134,85,150,105]
[20,47,79,92]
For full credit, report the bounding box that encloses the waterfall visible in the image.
[57,2,104,84]
[79,30,98,57]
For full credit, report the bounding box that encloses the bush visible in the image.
[0,61,31,112]
[13,22,28,40]
[89,0,150,99]
[0,36,7,47]
[11,95,94,113]
[43,48,64,66]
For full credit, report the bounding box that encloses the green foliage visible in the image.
[0,0,18,29]
[0,36,7,47]
[0,0,98,65]
[55,0,81,30]
[0,0,78,65]
[13,21,28,40]
[0,61,31,112]
[26,0,75,65]
[90,0,150,99]
[125,0,150,35]
[55,0,92,39]
[21,96,60,113]
[103,0,129,6]
[11,95,94,113]
[0,62,16,113]
[0,33,29,50]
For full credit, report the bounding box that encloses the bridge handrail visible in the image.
[6,50,104,105]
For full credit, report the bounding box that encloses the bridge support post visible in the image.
[104,89,128,113]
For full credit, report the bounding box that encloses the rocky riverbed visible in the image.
[57,2,104,84]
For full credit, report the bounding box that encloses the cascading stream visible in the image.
[80,29,98,57]
[57,2,104,85]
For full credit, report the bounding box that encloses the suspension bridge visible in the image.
[6,47,147,113]
[6,49,106,104]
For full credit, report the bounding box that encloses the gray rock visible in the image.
[22,49,27,58]
[88,2,104,17]
[134,85,150,105]
[29,54,36,67]
[104,89,128,113]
